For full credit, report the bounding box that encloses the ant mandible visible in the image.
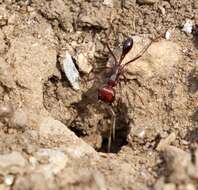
[97,35,154,152]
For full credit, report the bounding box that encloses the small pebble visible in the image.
[76,53,92,74]
[11,110,28,128]
[0,151,27,169]
[182,19,193,34]
[12,176,31,190]
[63,51,80,90]
[0,103,14,118]
[185,184,196,190]
[137,0,159,5]
[194,0,198,9]
[156,132,176,151]
[34,148,68,178]
[103,0,113,7]
[133,127,146,139]
[163,183,176,190]
[158,5,166,15]
[165,30,171,40]
[4,175,14,186]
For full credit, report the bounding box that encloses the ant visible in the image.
[97,34,155,152]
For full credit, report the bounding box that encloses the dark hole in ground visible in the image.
[192,25,198,49]
[187,68,198,94]
[98,130,128,153]
[98,100,131,153]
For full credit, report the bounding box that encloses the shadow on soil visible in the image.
[71,86,131,153]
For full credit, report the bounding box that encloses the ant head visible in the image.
[122,37,133,57]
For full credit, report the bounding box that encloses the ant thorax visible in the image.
[108,66,119,87]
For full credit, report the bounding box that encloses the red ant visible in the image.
[97,35,154,152]
[98,36,153,104]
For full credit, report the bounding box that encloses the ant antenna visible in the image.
[103,31,118,65]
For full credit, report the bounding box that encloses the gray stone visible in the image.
[137,0,159,5]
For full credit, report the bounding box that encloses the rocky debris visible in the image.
[127,117,164,146]
[0,151,27,174]
[194,0,198,8]
[62,51,80,90]
[6,33,57,114]
[39,117,98,159]
[156,132,176,151]
[38,0,73,32]
[103,0,114,8]
[0,58,15,89]
[76,52,93,73]
[75,41,95,74]
[0,103,14,119]
[57,168,107,190]
[0,104,28,129]
[185,184,196,190]
[187,149,198,179]
[13,173,49,190]
[182,19,193,34]
[165,30,172,40]
[136,0,159,5]
[10,109,28,129]
[33,149,68,179]
[154,147,198,190]
[162,146,191,183]
[163,183,176,190]
[0,5,8,27]
[77,5,112,29]
[0,31,6,54]
[159,146,198,187]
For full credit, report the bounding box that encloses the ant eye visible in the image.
[122,37,133,56]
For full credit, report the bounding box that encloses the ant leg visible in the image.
[103,103,116,152]
[121,73,129,85]
[107,106,115,152]
[110,106,116,141]
[83,65,112,83]
[102,32,118,66]
[107,128,112,153]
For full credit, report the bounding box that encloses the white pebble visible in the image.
[165,30,171,40]
[35,149,68,178]
[103,0,113,7]
[182,19,193,34]
[63,51,80,90]
[11,110,28,128]
[4,175,14,186]
[76,53,92,74]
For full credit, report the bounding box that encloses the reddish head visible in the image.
[98,85,115,103]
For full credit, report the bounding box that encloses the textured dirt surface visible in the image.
[0,0,197,190]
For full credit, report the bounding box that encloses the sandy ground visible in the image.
[0,0,197,190]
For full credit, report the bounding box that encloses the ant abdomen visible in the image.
[122,37,133,57]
